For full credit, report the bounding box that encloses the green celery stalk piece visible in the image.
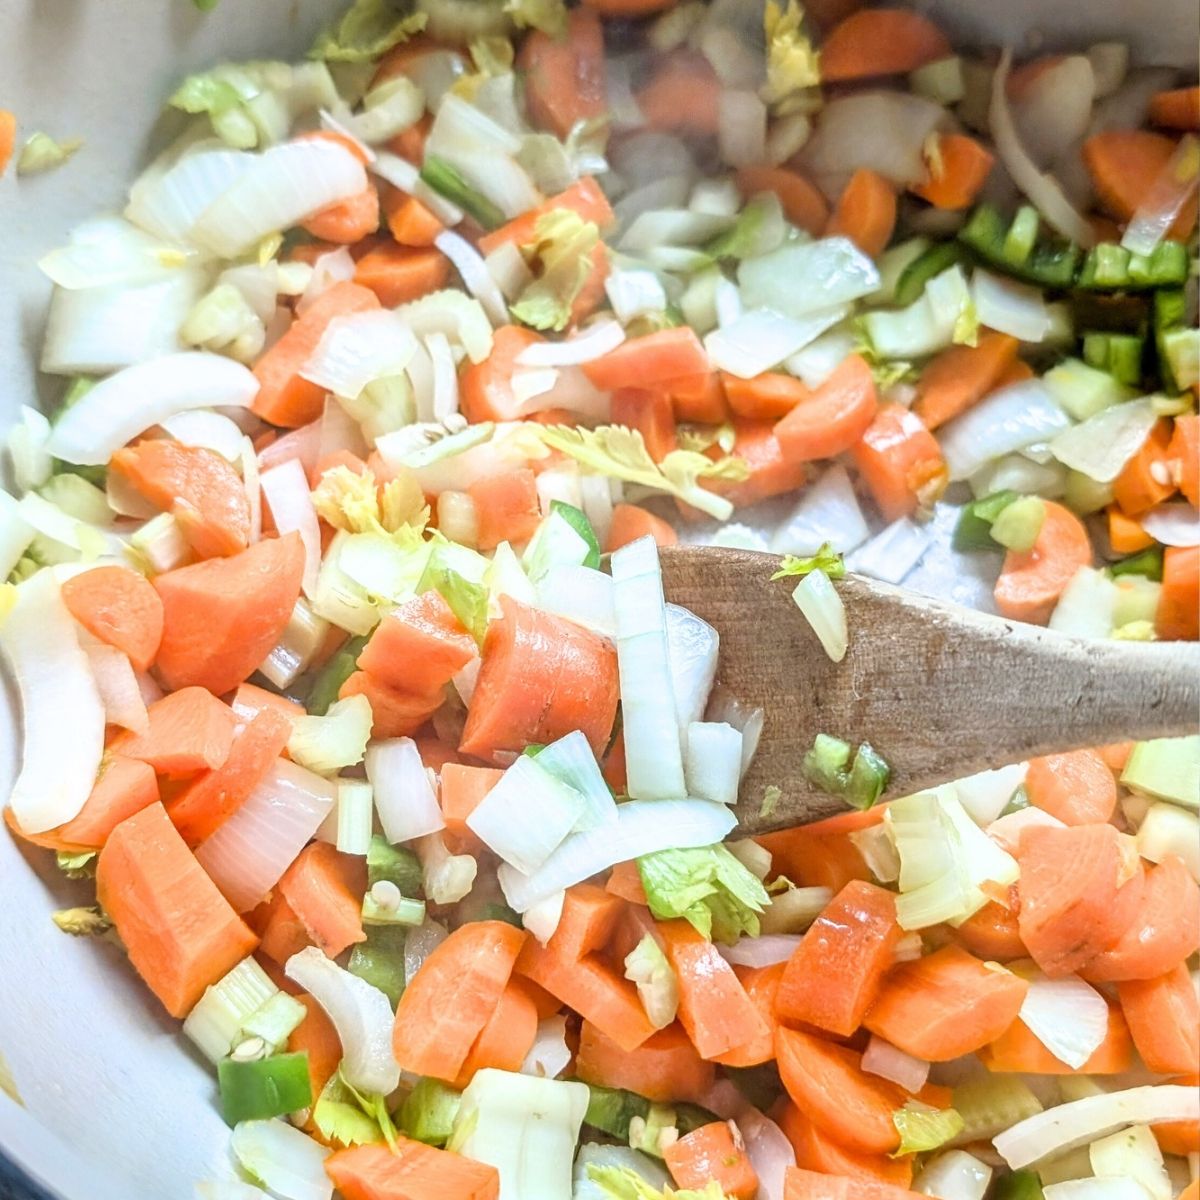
[302,634,367,716]
[400,1077,462,1146]
[952,490,1018,552]
[362,892,426,927]
[1121,736,1200,810]
[347,925,408,1007]
[419,156,504,231]
[218,1052,312,1125]
[1003,205,1040,263]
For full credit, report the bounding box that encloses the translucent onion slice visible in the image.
[260,459,322,600]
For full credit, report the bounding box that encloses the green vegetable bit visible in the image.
[772,543,846,581]
[802,733,891,811]
[420,156,505,230]
[550,501,601,569]
[1002,205,1040,263]
[993,1170,1046,1200]
[584,1085,650,1139]
[893,240,963,307]
[952,490,1018,552]
[366,835,423,894]
[300,634,367,716]
[959,205,1080,289]
[218,1051,312,1125]
[1110,546,1164,582]
[348,925,408,1008]
[1076,240,1189,291]
[1082,331,1144,386]
[400,1077,462,1146]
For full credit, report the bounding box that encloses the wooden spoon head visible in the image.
[660,544,1200,835]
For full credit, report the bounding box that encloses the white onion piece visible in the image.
[404,918,448,986]
[971,270,1052,343]
[80,633,148,735]
[771,464,871,556]
[126,146,252,243]
[739,240,879,319]
[665,602,720,742]
[987,806,1066,857]
[1019,974,1110,1070]
[434,230,507,326]
[704,685,765,781]
[913,1150,993,1200]
[619,208,732,254]
[318,108,375,164]
[536,366,613,423]
[370,151,464,226]
[46,353,258,467]
[521,1015,572,1080]
[612,176,693,235]
[0,571,106,833]
[517,321,627,369]
[785,324,858,389]
[485,241,534,303]
[605,270,668,325]
[191,140,367,259]
[990,50,1096,247]
[939,381,1070,481]
[862,1035,931,1094]
[285,948,400,1096]
[535,565,616,637]
[301,310,417,400]
[738,1111,795,1200]
[160,410,245,462]
[684,721,742,806]
[791,569,848,663]
[533,731,618,835]
[719,934,801,968]
[195,760,334,912]
[1011,56,1096,169]
[240,435,262,544]
[1122,134,1200,257]
[365,737,445,843]
[229,1120,331,1200]
[425,331,459,422]
[523,889,566,946]
[993,1085,1198,1169]
[38,215,193,290]
[954,763,1027,827]
[706,307,843,379]
[1048,398,1159,484]
[319,395,367,463]
[612,537,687,801]
[512,369,559,411]
[259,421,323,478]
[846,517,932,586]
[1141,501,1200,547]
[295,248,355,316]
[0,492,34,579]
[260,459,322,600]
[718,90,767,168]
[499,799,737,912]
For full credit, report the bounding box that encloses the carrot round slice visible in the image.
[993,500,1092,624]
[1025,749,1118,826]
[852,402,946,522]
[575,1019,715,1104]
[61,564,164,673]
[819,8,952,81]
[452,980,539,1089]
[1082,131,1199,239]
[519,9,607,138]
[736,166,830,236]
[778,1103,914,1188]
[826,169,897,257]
[1118,963,1200,1077]
[775,353,878,464]
[979,1000,1133,1074]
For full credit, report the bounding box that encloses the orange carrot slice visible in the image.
[1118,963,1200,1076]
[468,468,543,551]
[353,243,449,307]
[736,166,830,236]
[358,590,477,696]
[1149,86,1200,131]
[993,500,1092,624]
[1157,545,1199,641]
[852,402,947,521]
[61,564,164,673]
[911,134,995,210]
[664,1121,759,1200]
[611,388,678,463]
[912,331,1019,430]
[779,1103,914,1188]
[981,998,1133,1074]
[722,372,813,422]
[1082,131,1199,239]
[775,354,878,464]
[325,1139,500,1200]
[819,8,951,81]
[1025,749,1118,826]
[827,169,897,257]
[278,841,367,959]
[605,503,678,554]
[518,10,607,138]
[576,1019,715,1104]
[112,686,237,777]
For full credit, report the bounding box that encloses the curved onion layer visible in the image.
[260,459,322,599]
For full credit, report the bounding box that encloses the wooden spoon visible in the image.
[660,545,1200,835]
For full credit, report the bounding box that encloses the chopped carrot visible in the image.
[1017,822,1146,977]
[112,686,237,777]
[288,993,342,1118]
[698,418,807,510]
[278,842,367,959]
[736,166,830,237]
[231,682,305,725]
[252,282,380,428]
[439,763,503,855]
[468,468,542,550]
[826,169,897,257]
[953,893,1027,962]
[605,503,678,554]
[912,331,1020,430]
[165,708,293,845]
[510,974,562,1022]
[722,371,813,422]
[755,825,872,893]
[1153,1076,1200,1156]
[1113,419,1177,516]
[1025,749,1118,826]
[1168,414,1199,506]
[96,802,257,1017]
[518,9,607,138]
[852,401,947,521]
[1083,130,1199,239]
[658,919,771,1061]
[611,387,679,463]
[818,8,952,81]
[452,978,539,1088]
[1096,741,1135,772]
[392,921,526,1081]
[0,110,14,177]
[583,327,710,392]
[981,997,1133,1074]
[776,880,902,1037]
[338,670,442,740]
[776,354,878,465]
[358,590,477,696]
[636,51,721,137]
[713,963,785,1068]
[1157,546,1199,641]
[1083,856,1200,982]
[665,371,730,425]
[911,134,995,210]
[603,728,628,795]
[353,243,449,307]
[459,596,619,761]
[1108,506,1154,555]
[386,112,433,163]
[460,325,546,423]
[303,184,381,244]
[864,945,1030,1061]
[606,859,649,905]
[576,1019,715,1104]
[258,893,314,967]
[382,190,445,246]
[776,1026,906,1156]
[1118,963,1200,1076]
[779,1104,914,1188]
[153,533,305,696]
[665,1122,759,1200]
[550,885,628,960]
[783,1167,924,1200]
[1149,86,1200,131]
[326,1139,500,1200]
[61,565,164,673]
[477,178,615,256]
[993,500,1093,624]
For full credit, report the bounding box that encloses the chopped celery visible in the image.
[347,925,407,1007]
[400,1077,462,1146]
[480,902,523,927]
[1160,326,1200,391]
[993,1170,1046,1200]
[630,1102,678,1158]
[1120,737,1200,809]
[1082,332,1144,386]
[1154,288,1188,330]
[419,542,489,643]
[773,543,846,581]
[1043,358,1134,421]
[952,491,1017,551]
[958,205,1080,289]
[1136,802,1200,879]
[218,1052,312,1125]
[1112,575,1162,628]
[1110,546,1164,582]
[1003,206,1040,263]
[802,734,891,810]
[240,992,308,1053]
[184,957,282,1065]
[420,156,504,230]
[952,1074,1043,1144]
[300,634,366,716]
[674,1102,717,1134]
[366,835,423,894]
[1076,240,1189,290]
[637,843,769,943]
[1062,470,1113,517]
[990,496,1045,552]
[287,694,372,776]
[550,500,601,570]
[313,1073,383,1147]
[893,241,962,307]
[361,886,426,926]
[892,1101,965,1156]
[585,1085,650,1139]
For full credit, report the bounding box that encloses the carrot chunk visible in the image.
[818,8,951,80]
[61,565,164,673]
[583,328,710,392]
[112,686,237,777]
[460,325,546,423]
[605,504,678,554]
[326,1139,499,1200]
[339,670,443,740]
[664,1122,759,1200]
[775,354,878,464]
[826,169,897,257]
[518,10,607,139]
[993,500,1092,624]
[278,841,367,959]
[1082,131,1199,239]
[779,1104,914,1188]
[358,590,477,696]
[852,402,946,521]
[468,468,543,550]
[911,134,995,210]
[912,331,1019,430]
[353,243,449,307]
[980,999,1133,1074]
[736,166,830,236]
[1025,749,1118,826]
[575,1020,715,1104]
[1158,546,1199,641]
[452,979,539,1088]
[1118,963,1200,1076]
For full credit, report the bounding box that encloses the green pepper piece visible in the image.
[993,1170,1045,1200]
[1110,546,1165,582]
[952,490,1019,552]
[218,1051,313,1125]
[584,1084,650,1139]
[894,240,963,306]
[366,835,423,894]
[1082,332,1144,386]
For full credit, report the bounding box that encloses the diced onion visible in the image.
[684,721,743,805]
[434,230,508,326]
[1048,398,1159,484]
[535,565,616,637]
[301,310,418,400]
[161,410,246,462]
[1122,134,1199,257]
[1141,501,1200,547]
[523,890,566,946]
[791,568,848,662]
[912,1150,993,1200]
[260,459,321,600]
[706,307,845,379]
[0,570,106,834]
[738,1110,795,1200]
[195,760,335,912]
[953,763,1027,827]
[605,270,668,325]
[521,1015,572,1080]
[971,270,1052,343]
[771,464,870,556]
[719,934,801,968]
[1018,974,1111,1070]
[846,517,931,585]
[230,1120,331,1200]
[80,633,148,735]
[0,491,35,579]
[517,320,626,369]
[862,1035,931,1094]
[739,239,880,319]
[404,917,448,986]
[424,331,459,423]
[295,248,355,315]
[126,145,253,244]
[718,89,767,168]
[365,737,445,843]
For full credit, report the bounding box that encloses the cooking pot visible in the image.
[0,1,1195,1196]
